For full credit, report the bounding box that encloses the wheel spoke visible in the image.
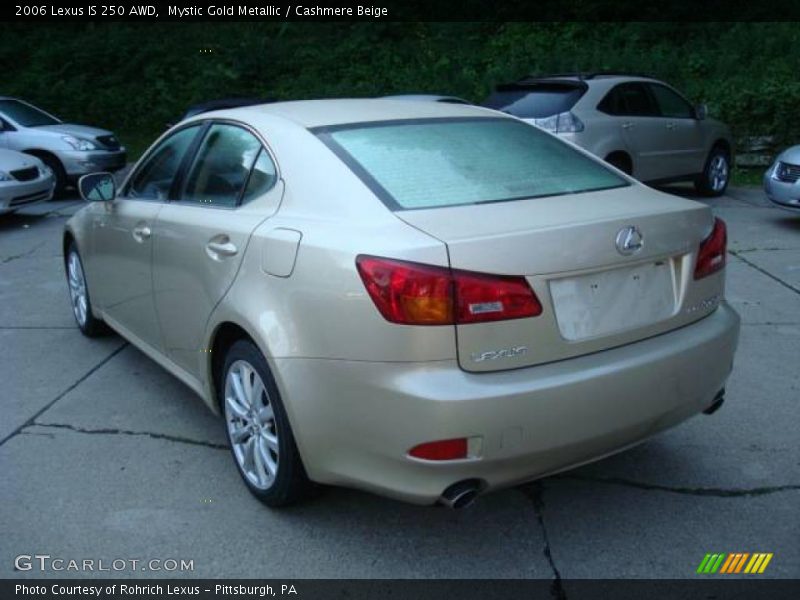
[230,370,248,408]
[229,421,250,443]
[241,364,254,405]
[256,403,273,425]
[253,436,269,486]
[262,430,278,453]
[226,394,249,420]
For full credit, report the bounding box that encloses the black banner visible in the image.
[3,579,800,600]
[4,0,800,22]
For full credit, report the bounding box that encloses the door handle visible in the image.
[132,225,151,242]
[666,122,676,130]
[206,237,238,259]
[622,122,634,130]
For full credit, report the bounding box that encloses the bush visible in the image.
[1,22,796,158]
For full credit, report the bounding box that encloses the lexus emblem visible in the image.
[615,226,644,255]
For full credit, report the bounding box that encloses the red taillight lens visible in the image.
[694,218,727,280]
[409,438,468,461]
[356,255,542,325]
[356,256,453,325]
[454,270,542,324]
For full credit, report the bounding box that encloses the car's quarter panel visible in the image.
[204,114,457,364]
[270,303,739,504]
[90,198,164,349]
[396,184,722,372]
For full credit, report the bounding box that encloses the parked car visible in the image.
[483,72,734,196]
[764,145,800,211]
[0,148,54,214]
[65,99,739,508]
[168,97,274,128]
[0,97,126,193]
[383,94,471,105]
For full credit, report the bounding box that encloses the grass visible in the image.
[731,167,765,188]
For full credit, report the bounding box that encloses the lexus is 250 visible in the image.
[64,99,739,508]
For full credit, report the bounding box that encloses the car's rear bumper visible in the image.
[60,149,127,177]
[0,174,55,213]
[273,302,740,504]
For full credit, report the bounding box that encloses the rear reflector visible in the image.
[356,255,542,325]
[409,438,468,461]
[694,218,727,280]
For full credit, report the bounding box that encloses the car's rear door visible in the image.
[601,82,671,181]
[151,121,282,377]
[647,83,707,176]
[91,124,202,350]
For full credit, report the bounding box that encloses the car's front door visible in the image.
[152,122,282,377]
[91,124,202,350]
[647,83,707,176]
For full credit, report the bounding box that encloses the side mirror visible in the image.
[78,172,116,202]
[695,104,708,120]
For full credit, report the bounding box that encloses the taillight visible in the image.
[694,218,727,280]
[356,255,542,326]
[409,438,468,461]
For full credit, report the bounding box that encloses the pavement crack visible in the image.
[557,474,800,497]
[31,422,228,451]
[730,250,800,296]
[0,343,128,448]
[1,241,45,264]
[520,482,567,600]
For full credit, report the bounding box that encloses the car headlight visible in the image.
[62,135,97,151]
[770,161,785,181]
[0,170,12,182]
[38,164,53,177]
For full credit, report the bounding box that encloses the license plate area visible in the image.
[550,260,677,341]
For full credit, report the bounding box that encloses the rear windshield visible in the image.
[317,118,627,211]
[483,83,585,119]
[0,99,60,127]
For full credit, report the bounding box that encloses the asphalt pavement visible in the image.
[1,186,798,582]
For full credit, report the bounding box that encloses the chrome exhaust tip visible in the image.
[703,388,725,415]
[439,479,481,509]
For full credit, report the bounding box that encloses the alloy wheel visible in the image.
[224,360,279,490]
[709,154,729,193]
[67,251,88,327]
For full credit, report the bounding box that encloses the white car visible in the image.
[0,148,54,214]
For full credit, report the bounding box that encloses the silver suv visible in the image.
[0,97,126,193]
[484,73,733,196]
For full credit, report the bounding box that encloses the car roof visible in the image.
[203,98,499,128]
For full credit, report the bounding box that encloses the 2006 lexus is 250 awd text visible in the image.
[64,99,739,508]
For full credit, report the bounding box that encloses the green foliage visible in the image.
[1,23,796,159]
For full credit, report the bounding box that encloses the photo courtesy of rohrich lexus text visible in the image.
[1,1,798,599]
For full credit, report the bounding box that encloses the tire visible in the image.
[695,146,730,197]
[37,153,68,196]
[220,339,313,507]
[65,243,108,337]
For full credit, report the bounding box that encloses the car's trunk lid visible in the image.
[395,184,722,372]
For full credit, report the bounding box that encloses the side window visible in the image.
[649,84,694,119]
[599,83,657,117]
[241,148,278,204]
[180,124,264,208]
[127,125,200,200]
[597,88,623,115]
